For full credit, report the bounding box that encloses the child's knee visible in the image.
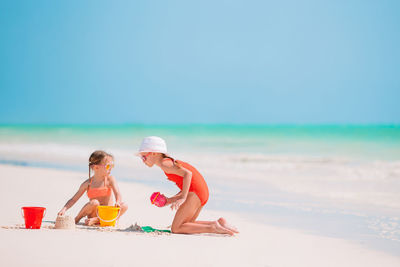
[121,202,128,211]
[89,199,100,207]
[171,223,182,234]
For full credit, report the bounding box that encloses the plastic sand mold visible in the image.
[150,192,167,207]
[141,226,171,233]
[97,206,120,227]
[21,207,46,229]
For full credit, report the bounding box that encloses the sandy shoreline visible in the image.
[1,164,399,267]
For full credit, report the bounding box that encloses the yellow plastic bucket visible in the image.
[96,206,120,227]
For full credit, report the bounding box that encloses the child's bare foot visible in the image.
[213,221,234,236]
[218,217,239,233]
[85,217,100,226]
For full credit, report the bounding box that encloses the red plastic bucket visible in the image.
[21,207,46,229]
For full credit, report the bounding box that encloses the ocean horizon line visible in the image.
[0,123,399,128]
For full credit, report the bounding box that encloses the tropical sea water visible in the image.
[1,124,399,254]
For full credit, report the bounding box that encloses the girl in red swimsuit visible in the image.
[58,150,128,225]
[138,136,238,235]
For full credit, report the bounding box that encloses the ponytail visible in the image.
[161,154,181,168]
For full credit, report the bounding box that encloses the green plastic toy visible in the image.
[141,226,171,233]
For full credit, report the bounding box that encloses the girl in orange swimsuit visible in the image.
[58,150,128,225]
[138,136,238,235]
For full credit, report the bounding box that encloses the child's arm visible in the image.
[161,162,192,210]
[166,191,182,205]
[58,180,88,216]
[108,176,123,206]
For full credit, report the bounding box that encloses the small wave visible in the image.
[230,154,352,164]
[0,159,29,166]
[368,217,400,242]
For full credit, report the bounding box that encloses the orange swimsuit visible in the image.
[87,177,112,199]
[164,160,209,206]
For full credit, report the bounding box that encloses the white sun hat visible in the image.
[137,136,168,155]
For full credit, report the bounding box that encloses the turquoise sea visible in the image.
[1,124,400,255]
[1,124,400,157]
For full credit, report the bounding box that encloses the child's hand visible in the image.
[115,202,121,207]
[170,197,186,210]
[58,207,67,216]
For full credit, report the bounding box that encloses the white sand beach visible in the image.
[0,164,399,267]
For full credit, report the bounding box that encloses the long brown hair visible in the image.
[88,150,113,180]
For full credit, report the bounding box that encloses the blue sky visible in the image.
[1,0,399,124]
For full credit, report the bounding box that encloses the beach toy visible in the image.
[21,207,46,229]
[141,226,171,233]
[150,192,167,207]
[55,215,75,230]
[96,205,120,227]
